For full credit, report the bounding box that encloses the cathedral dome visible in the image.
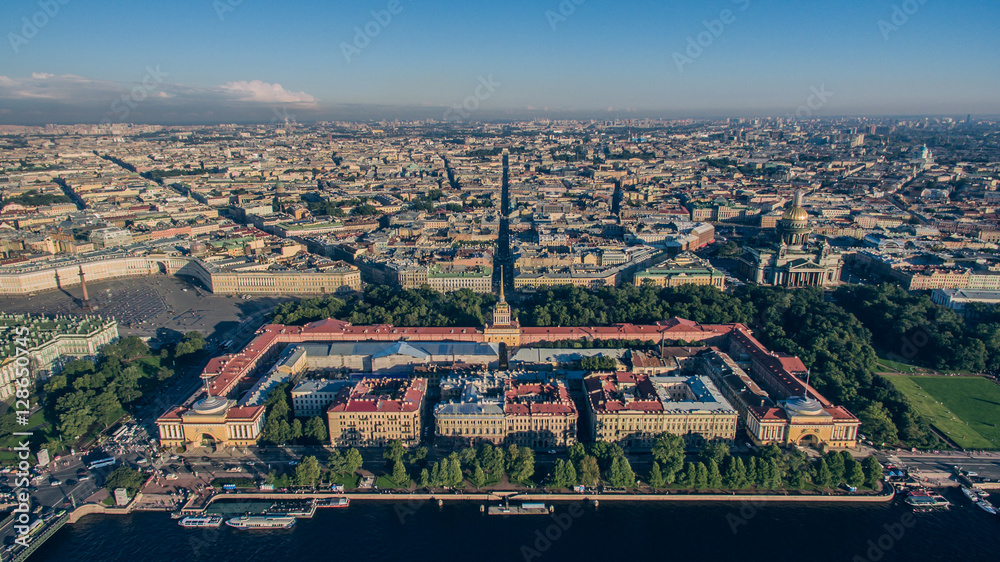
[782,205,809,222]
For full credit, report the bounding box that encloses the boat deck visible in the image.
[487,505,550,515]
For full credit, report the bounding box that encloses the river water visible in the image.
[30,491,994,561]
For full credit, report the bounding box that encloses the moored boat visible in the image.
[317,497,350,508]
[904,493,950,509]
[225,515,296,529]
[976,499,998,515]
[179,515,224,528]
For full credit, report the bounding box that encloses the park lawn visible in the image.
[0,407,57,464]
[886,376,997,449]
[329,474,360,489]
[876,356,931,374]
[375,475,406,489]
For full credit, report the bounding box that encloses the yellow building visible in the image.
[584,372,738,449]
[434,374,578,449]
[156,395,265,449]
[633,252,725,289]
[326,378,427,447]
[483,275,520,346]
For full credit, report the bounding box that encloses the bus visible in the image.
[88,457,116,470]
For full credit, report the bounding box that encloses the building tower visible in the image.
[484,271,520,346]
[79,266,93,310]
[777,190,811,246]
[492,271,511,326]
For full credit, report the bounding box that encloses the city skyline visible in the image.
[1,0,999,124]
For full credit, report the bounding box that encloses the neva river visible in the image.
[31,493,999,561]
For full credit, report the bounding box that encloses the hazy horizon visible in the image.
[2,0,998,125]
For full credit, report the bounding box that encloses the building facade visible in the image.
[737,191,844,288]
[156,395,265,449]
[633,252,726,288]
[326,378,427,447]
[434,374,578,449]
[584,372,738,449]
[0,313,118,400]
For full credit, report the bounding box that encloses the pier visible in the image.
[168,488,893,517]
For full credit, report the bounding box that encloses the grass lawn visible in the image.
[886,375,999,449]
[329,474,360,489]
[876,356,931,374]
[375,475,407,489]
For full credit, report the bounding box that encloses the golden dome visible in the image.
[782,206,808,222]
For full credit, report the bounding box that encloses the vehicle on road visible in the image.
[88,457,116,470]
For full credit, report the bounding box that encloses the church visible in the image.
[736,190,843,288]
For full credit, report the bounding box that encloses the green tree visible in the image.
[651,433,685,483]
[858,404,899,447]
[862,456,883,488]
[699,442,731,465]
[471,465,487,489]
[418,468,430,488]
[846,459,866,488]
[813,458,832,488]
[648,462,665,489]
[825,452,845,485]
[579,456,601,487]
[105,466,144,494]
[93,391,122,427]
[769,458,784,489]
[707,459,724,488]
[567,443,586,464]
[694,462,709,490]
[746,456,759,486]
[270,399,290,423]
[606,455,635,488]
[552,459,569,488]
[383,440,405,464]
[563,458,577,487]
[345,448,364,474]
[680,462,697,488]
[276,419,292,444]
[327,449,349,476]
[407,446,429,465]
[447,457,464,488]
[391,460,410,488]
[290,419,303,441]
[295,456,321,488]
[510,447,535,483]
[723,457,748,489]
[304,416,328,443]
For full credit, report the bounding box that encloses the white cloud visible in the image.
[31,72,54,79]
[219,80,316,104]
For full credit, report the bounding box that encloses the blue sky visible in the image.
[1,0,998,123]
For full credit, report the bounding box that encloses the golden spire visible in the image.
[499,269,506,303]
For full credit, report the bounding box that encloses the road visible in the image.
[877,450,1000,482]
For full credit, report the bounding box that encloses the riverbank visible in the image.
[153,486,893,519]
